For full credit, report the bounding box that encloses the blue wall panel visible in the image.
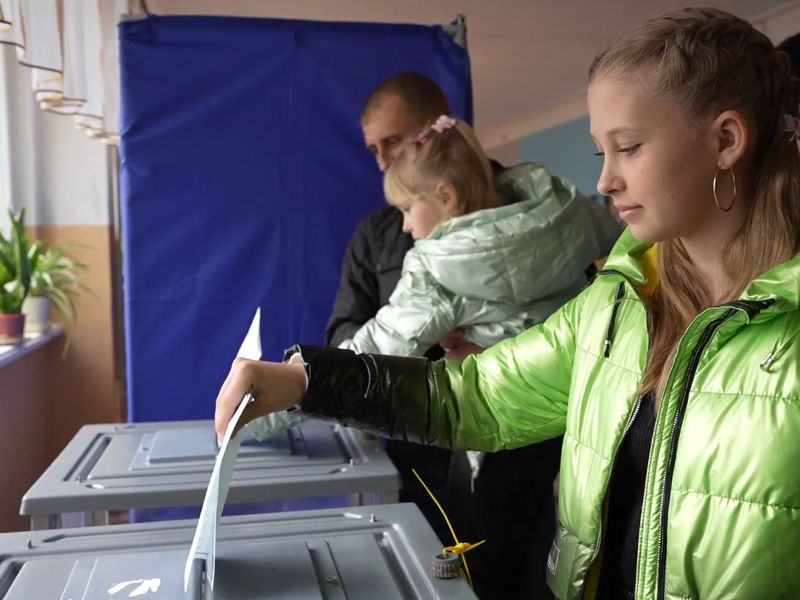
[518,115,601,199]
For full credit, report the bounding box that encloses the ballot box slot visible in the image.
[62,435,111,483]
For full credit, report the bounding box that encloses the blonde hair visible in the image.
[383,117,500,216]
[589,7,800,398]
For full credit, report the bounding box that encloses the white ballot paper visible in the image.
[183,392,253,591]
[183,309,261,591]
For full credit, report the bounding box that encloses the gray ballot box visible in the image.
[0,504,477,599]
[21,419,400,530]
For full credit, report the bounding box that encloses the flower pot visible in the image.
[0,313,25,344]
[22,296,52,333]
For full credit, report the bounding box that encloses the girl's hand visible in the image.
[214,358,307,445]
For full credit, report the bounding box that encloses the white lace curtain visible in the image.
[0,0,147,145]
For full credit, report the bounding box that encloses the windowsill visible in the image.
[0,325,63,368]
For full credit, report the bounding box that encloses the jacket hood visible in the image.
[412,162,621,304]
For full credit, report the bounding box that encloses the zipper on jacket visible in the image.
[597,267,653,348]
[583,392,645,595]
[654,300,771,599]
[604,282,626,357]
[581,273,651,597]
[726,299,774,316]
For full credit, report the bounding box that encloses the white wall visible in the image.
[31,110,109,226]
[485,139,520,170]
[756,2,800,43]
[2,44,109,227]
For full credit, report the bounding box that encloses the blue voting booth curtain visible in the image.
[119,16,472,422]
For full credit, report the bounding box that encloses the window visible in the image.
[0,44,12,216]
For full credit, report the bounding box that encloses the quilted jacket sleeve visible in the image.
[292,288,583,451]
[337,251,459,357]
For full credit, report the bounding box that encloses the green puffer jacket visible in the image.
[292,228,800,600]
[338,162,621,356]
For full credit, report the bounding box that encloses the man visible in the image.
[325,73,458,548]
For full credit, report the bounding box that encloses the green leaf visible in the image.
[0,208,91,317]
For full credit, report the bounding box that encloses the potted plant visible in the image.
[22,243,87,332]
[0,208,32,344]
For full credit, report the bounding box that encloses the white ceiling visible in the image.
[148,1,799,147]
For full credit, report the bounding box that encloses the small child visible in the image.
[339,115,618,357]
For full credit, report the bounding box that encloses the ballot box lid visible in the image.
[20,419,399,515]
[0,504,476,599]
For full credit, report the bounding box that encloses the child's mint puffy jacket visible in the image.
[339,162,621,356]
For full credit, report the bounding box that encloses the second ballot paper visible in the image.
[183,307,262,592]
[183,392,253,591]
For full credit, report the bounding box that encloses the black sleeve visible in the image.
[285,344,435,444]
[324,216,380,347]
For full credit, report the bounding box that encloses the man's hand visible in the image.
[439,328,485,360]
[214,358,307,445]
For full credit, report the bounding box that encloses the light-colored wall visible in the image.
[756,2,800,43]
[485,138,520,170]
[30,111,110,226]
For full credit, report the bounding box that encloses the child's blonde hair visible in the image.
[589,7,800,398]
[383,116,501,215]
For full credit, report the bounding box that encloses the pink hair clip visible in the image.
[414,131,428,144]
[430,115,457,133]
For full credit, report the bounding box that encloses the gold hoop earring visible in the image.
[712,167,736,212]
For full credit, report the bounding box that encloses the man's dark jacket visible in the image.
[325,206,414,348]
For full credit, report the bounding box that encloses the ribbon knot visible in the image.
[443,540,486,556]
